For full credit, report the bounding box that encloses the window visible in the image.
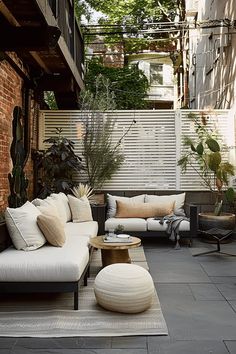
[150,64,163,85]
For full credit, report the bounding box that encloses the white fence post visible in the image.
[175,109,181,190]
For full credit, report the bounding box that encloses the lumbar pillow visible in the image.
[37,214,66,247]
[107,194,146,218]
[68,195,93,222]
[145,193,186,216]
[5,201,46,251]
[115,200,175,218]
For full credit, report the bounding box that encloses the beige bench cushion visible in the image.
[147,218,190,231]
[65,221,98,239]
[105,218,147,232]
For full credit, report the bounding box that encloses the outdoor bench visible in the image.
[105,192,198,246]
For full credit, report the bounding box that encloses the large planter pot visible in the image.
[199,212,236,231]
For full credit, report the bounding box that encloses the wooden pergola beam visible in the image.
[37,74,74,92]
[0,25,61,51]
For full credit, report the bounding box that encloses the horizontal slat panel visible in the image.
[40,109,232,191]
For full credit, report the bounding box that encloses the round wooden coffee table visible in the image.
[89,236,141,267]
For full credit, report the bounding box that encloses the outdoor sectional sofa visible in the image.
[0,193,98,310]
[105,193,198,245]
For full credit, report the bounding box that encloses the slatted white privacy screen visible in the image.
[39,109,233,190]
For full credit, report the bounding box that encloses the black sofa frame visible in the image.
[0,222,90,310]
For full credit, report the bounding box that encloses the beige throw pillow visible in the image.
[107,194,146,218]
[68,195,93,222]
[145,193,186,216]
[36,203,61,219]
[37,214,66,247]
[115,200,175,218]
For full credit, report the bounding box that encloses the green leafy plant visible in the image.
[35,128,84,197]
[114,224,125,235]
[178,114,235,215]
[85,58,149,109]
[80,75,136,189]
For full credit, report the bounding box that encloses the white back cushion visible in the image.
[51,193,71,222]
[5,201,46,251]
[68,195,93,222]
[107,194,146,218]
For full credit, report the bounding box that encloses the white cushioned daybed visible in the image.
[105,193,198,245]
[0,193,98,310]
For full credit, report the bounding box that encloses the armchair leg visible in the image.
[74,291,78,310]
[84,273,88,286]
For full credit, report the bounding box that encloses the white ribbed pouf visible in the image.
[94,263,155,313]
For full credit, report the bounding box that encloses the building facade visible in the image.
[186,0,236,110]
[128,52,177,109]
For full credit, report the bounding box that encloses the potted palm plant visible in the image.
[178,113,235,231]
[80,75,136,203]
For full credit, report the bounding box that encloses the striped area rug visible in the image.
[0,247,168,337]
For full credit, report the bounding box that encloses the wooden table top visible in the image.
[89,235,141,250]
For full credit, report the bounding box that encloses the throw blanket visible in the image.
[156,214,189,249]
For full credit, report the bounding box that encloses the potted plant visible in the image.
[80,75,136,202]
[114,224,125,235]
[178,113,235,231]
[71,183,95,202]
[34,128,84,198]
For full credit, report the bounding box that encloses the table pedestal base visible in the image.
[101,249,131,267]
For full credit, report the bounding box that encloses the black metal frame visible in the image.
[0,222,90,310]
[193,229,236,257]
[0,261,89,311]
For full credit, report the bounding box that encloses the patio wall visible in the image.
[39,109,234,191]
[0,53,39,212]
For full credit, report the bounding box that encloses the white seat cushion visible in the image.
[64,221,98,239]
[147,218,190,231]
[105,218,147,232]
[0,235,89,282]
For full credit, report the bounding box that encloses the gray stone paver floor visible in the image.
[1,238,236,353]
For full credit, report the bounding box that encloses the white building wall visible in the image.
[129,54,176,106]
[187,0,236,111]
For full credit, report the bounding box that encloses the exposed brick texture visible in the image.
[0,53,39,213]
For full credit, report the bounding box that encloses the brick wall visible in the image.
[0,53,39,213]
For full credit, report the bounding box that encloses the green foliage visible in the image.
[114,224,125,234]
[80,75,136,189]
[76,0,178,25]
[85,58,149,109]
[35,128,84,197]
[124,37,175,54]
[8,106,28,208]
[178,114,235,215]
[206,138,220,152]
[44,91,58,110]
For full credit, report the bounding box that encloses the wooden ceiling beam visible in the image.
[37,74,74,92]
[0,25,61,51]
